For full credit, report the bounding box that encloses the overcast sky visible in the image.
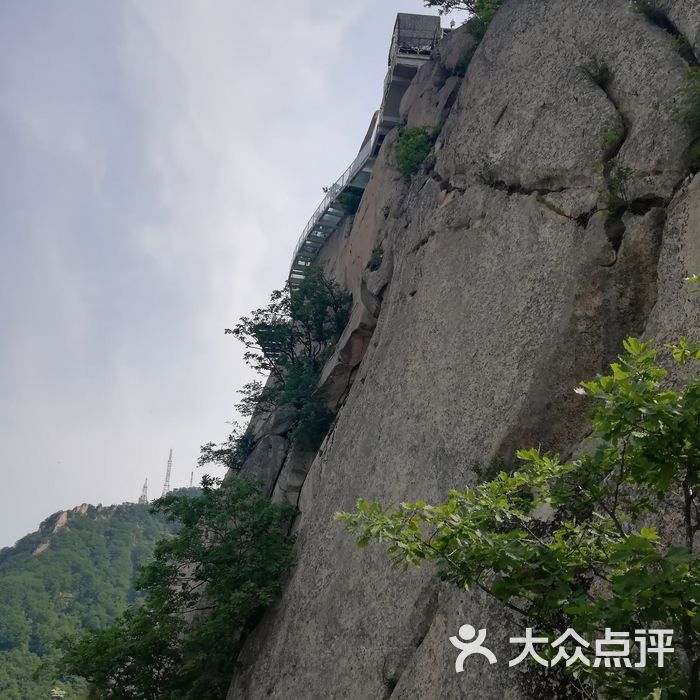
[0,1,462,548]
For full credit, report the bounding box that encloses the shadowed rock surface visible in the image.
[227,2,700,697]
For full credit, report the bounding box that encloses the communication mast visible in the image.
[189,471,194,488]
[161,449,173,497]
[138,478,148,504]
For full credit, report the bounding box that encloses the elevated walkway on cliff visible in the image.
[289,13,445,290]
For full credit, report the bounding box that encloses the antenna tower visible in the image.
[189,471,194,488]
[161,449,173,497]
[138,478,148,504]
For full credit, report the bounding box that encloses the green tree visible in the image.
[338,336,700,698]
[0,605,30,651]
[0,503,175,698]
[62,476,296,699]
[226,266,350,384]
[424,0,503,41]
[198,422,256,472]
[424,0,487,12]
[395,127,435,182]
[61,607,180,699]
[204,266,351,458]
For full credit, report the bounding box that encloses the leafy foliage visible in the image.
[338,336,700,697]
[603,158,633,213]
[423,0,501,20]
[423,0,475,11]
[0,504,176,699]
[198,422,256,472]
[424,0,503,41]
[216,266,350,453]
[226,267,349,385]
[234,380,275,418]
[395,127,436,182]
[62,476,296,699]
[463,3,501,41]
[600,130,623,158]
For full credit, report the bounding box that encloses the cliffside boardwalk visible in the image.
[289,14,444,290]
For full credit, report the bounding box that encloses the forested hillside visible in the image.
[0,502,177,698]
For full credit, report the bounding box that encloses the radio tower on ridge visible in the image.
[161,449,173,497]
[138,478,148,504]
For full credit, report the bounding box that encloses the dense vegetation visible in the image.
[62,476,295,699]
[200,266,351,472]
[63,268,348,697]
[47,266,346,699]
[0,503,176,699]
[339,334,700,697]
[395,127,436,182]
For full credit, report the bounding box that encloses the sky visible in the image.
[0,0,459,548]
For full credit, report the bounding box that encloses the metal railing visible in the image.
[288,16,442,285]
[390,33,440,60]
[290,121,379,269]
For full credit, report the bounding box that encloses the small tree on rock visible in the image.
[339,337,700,698]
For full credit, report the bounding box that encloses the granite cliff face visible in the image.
[228,1,700,697]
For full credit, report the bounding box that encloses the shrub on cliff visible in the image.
[338,335,700,698]
[395,127,436,182]
[218,266,351,453]
[62,475,296,699]
[424,0,503,40]
[198,422,256,472]
[227,266,350,382]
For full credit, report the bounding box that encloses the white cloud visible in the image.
[0,0,443,546]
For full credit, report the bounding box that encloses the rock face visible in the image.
[228,1,700,698]
[240,435,289,496]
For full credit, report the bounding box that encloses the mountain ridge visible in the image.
[0,498,178,699]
